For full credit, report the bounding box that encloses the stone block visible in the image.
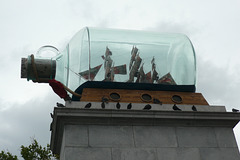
[157,148,201,160]
[133,126,177,147]
[89,125,134,147]
[156,148,177,160]
[214,127,238,147]
[177,127,217,147]
[60,130,66,159]
[64,125,88,147]
[112,148,157,160]
[199,148,240,160]
[65,147,111,160]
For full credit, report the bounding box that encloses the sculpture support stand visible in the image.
[50,103,240,160]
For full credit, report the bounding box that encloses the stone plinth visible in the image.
[50,103,240,160]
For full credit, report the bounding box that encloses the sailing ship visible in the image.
[79,47,127,81]
[79,45,176,85]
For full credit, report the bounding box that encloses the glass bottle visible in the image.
[21,27,196,94]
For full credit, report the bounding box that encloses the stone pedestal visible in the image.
[50,103,240,160]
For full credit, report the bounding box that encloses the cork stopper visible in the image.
[21,56,56,83]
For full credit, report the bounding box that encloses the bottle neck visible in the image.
[21,55,56,83]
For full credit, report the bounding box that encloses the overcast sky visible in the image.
[1,0,240,158]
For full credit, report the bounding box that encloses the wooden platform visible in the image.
[80,88,208,105]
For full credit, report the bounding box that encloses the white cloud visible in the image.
[0,92,63,158]
[1,0,240,157]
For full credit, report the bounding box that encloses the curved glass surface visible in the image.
[62,27,196,91]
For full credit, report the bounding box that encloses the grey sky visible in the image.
[0,0,240,158]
